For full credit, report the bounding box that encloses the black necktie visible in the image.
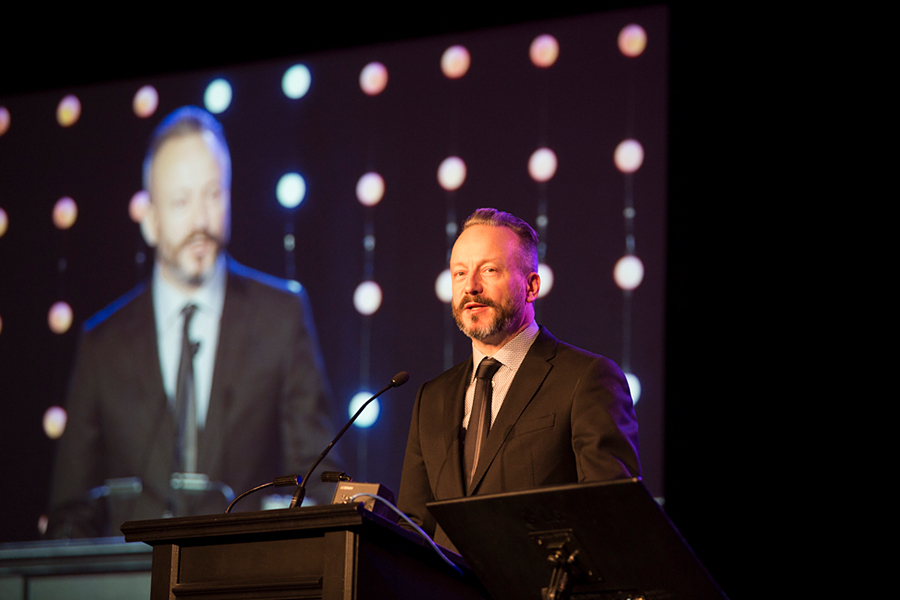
[174,304,200,474]
[464,357,502,491]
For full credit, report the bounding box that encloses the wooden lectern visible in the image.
[122,503,487,600]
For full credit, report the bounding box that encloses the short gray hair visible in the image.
[462,208,539,274]
[142,106,231,191]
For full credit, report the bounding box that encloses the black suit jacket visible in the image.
[397,326,641,550]
[48,258,337,537]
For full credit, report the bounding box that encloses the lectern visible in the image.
[122,503,486,600]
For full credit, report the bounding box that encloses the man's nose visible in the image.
[464,272,482,295]
[190,199,209,230]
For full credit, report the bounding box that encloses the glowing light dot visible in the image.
[353,281,382,315]
[445,222,458,236]
[132,85,159,118]
[48,301,73,334]
[618,24,648,58]
[349,392,381,428]
[528,147,558,182]
[614,139,645,174]
[360,62,388,96]
[56,95,81,127]
[435,269,452,303]
[129,190,150,223]
[0,314,3,336]
[43,406,68,439]
[356,172,385,206]
[37,515,49,536]
[277,172,307,208]
[287,280,303,294]
[0,106,9,136]
[204,78,233,114]
[283,64,312,99]
[625,373,642,405]
[438,156,467,191]
[0,207,8,238]
[284,234,296,251]
[441,45,471,79]
[53,197,78,230]
[613,255,645,291]
[363,234,375,252]
[530,34,560,68]
[537,263,554,298]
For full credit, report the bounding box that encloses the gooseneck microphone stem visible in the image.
[289,371,409,508]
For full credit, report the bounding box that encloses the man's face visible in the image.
[146,131,230,292]
[450,224,539,348]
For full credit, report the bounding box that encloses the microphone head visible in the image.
[391,371,410,387]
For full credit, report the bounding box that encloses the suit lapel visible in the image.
[197,264,247,474]
[467,327,558,494]
[439,358,473,499]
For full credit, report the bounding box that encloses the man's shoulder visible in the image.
[534,326,621,371]
[82,281,151,335]
[226,259,307,304]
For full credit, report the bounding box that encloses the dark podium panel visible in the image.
[122,503,486,600]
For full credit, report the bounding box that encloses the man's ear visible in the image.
[525,271,541,303]
[140,198,158,247]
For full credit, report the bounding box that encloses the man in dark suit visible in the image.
[398,208,641,551]
[48,107,337,537]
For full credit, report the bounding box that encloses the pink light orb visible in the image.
[618,24,647,58]
[48,301,74,334]
[441,45,471,79]
[614,139,645,174]
[0,314,3,336]
[0,106,9,136]
[437,156,467,191]
[0,207,8,238]
[356,172,385,206]
[53,197,78,230]
[129,190,150,223]
[43,406,68,439]
[133,85,159,118]
[360,62,388,96]
[530,34,559,68]
[528,147,558,182]
[613,255,645,291]
[56,94,81,127]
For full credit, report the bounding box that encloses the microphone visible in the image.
[224,371,409,513]
[289,371,409,508]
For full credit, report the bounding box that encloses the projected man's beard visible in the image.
[452,293,524,342]
[164,230,226,287]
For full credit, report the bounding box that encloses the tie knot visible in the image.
[181,303,198,327]
[476,357,502,381]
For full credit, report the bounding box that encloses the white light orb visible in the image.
[441,45,471,79]
[537,263,554,298]
[528,147,558,182]
[613,255,645,291]
[48,301,73,334]
[53,197,77,230]
[435,268,452,303]
[0,106,10,136]
[56,94,81,127]
[277,172,307,208]
[618,24,648,58]
[349,392,381,428]
[614,139,645,174]
[129,190,150,223]
[353,280,383,315]
[360,62,388,96]
[283,64,312,99]
[625,372,642,404]
[204,78,233,114]
[530,34,560,68]
[356,172,385,206]
[43,406,68,439]
[132,85,159,118]
[437,156,467,191]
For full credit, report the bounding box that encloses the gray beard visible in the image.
[452,293,523,342]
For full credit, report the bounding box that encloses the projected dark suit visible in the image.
[398,326,641,551]
[48,258,337,537]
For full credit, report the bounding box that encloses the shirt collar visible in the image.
[471,319,540,381]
